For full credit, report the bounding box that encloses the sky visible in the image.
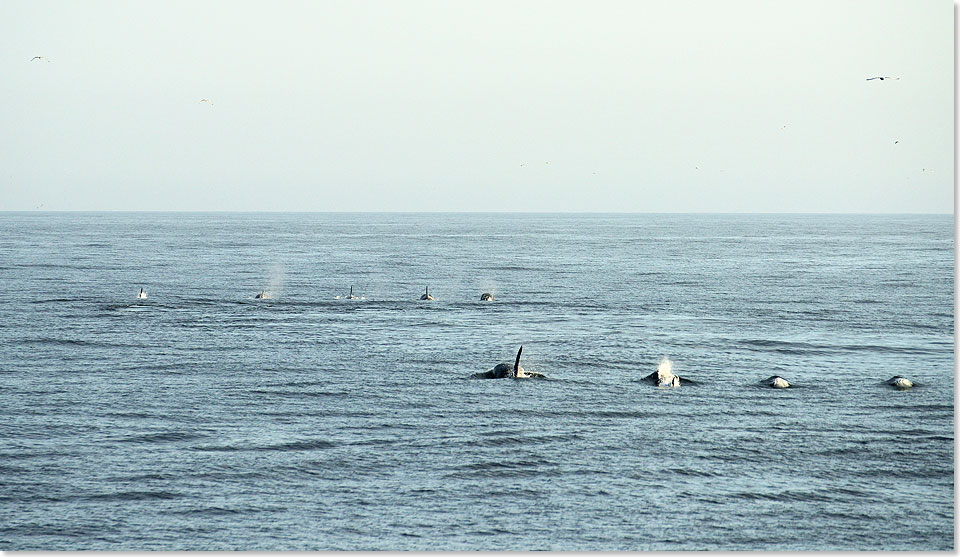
[0,0,953,212]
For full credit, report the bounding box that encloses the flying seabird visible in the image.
[866,76,899,81]
[30,56,48,62]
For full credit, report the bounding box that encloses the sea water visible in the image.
[0,212,952,550]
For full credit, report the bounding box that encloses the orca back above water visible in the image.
[641,359,692,386]
[473,362,516,379]
[137,288,147,299]
[762,376,791,388]
[471,346,547,379]
[480,292,494,301]
[420,286,435,301]
[885,376,915,389]
[254,290,270,299]
[641,371,695,386]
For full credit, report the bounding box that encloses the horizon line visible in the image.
[0,210,954,215]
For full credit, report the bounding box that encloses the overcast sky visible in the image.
[0,0,953,212]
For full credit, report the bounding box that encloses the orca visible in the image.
[471,346,546,379]
[346,286,360,300]
[420,286,435,301]
[480,292,494,301]
[641,358,693,386]
[137,288,147,299]
[885,376,914,389]
[761,376,791,388]
[254,290,271,299]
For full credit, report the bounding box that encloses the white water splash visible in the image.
[479,280,498,299]
[263,262,285,299]
[657,357,673,376]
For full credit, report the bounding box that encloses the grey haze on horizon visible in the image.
[0,0,953,213]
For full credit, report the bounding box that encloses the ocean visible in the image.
[0,212,953,550]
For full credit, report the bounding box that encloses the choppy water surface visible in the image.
[0,212,953,550]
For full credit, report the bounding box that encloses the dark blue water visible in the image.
[0,213,953,550]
